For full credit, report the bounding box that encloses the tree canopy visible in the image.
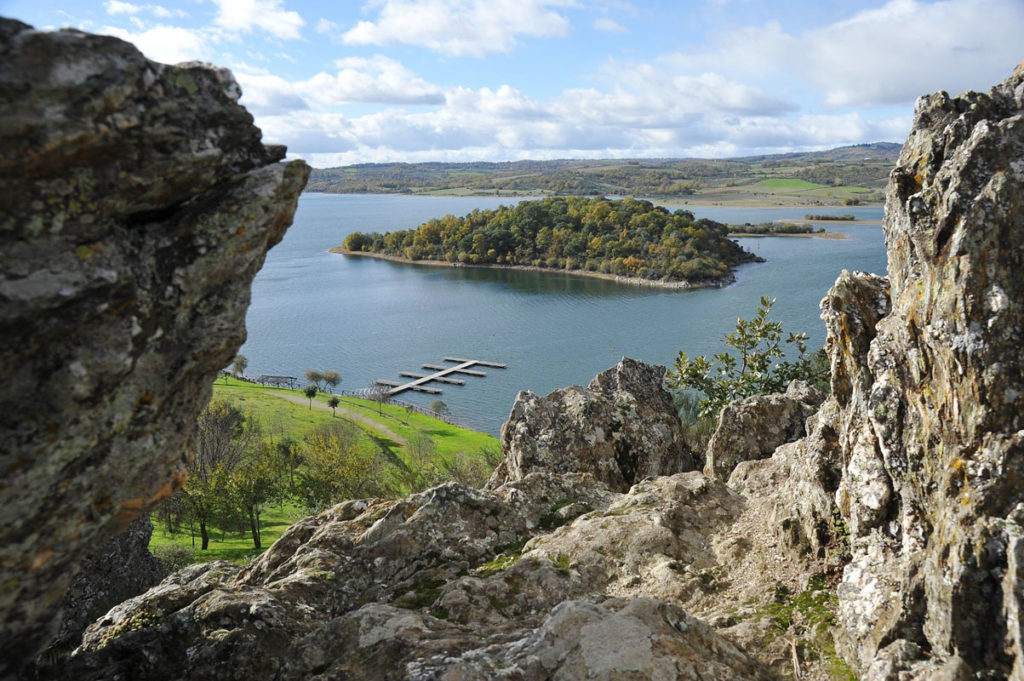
[342,196,759,284]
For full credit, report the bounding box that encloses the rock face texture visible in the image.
[55,473,778,681]
[489,357,701,491]
[704,379,824,480]
[0,19,309,672]
[819,65,1024,678]
[51,359,842,681]
[48,517,167,656]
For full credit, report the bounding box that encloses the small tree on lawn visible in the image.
[322,371,341,393]
[367,383,391,415]
[304,369,324,391]
[232,354,248,378]
[328,396,340,417]
[304,385,318,410]
[429,400,450,419]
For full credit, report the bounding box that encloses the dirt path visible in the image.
[274,393,408,446]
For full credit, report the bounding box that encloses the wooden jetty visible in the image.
[376,357,506,397]
[399,371,465,385]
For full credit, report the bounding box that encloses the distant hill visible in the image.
[305,143,902,206]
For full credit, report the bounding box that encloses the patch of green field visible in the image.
[151,378,500,565]
[757,178,829,189]
[150,501,307,565]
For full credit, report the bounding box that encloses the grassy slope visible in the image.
[150,377,499,564]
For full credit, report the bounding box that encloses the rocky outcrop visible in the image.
[52,355,854,680]
[817,65,1024,678]
[704,380,824,479]
[46,517,166,658]
[47,472,779,681]
[0,19,309,671]
[489,357,701,491]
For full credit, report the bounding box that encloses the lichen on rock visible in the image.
[823,64,1024,678]
[489,357,701,492]
[0,19,308,673]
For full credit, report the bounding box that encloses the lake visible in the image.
[240,194,887,436]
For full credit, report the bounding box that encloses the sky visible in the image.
[5,0,1023,168]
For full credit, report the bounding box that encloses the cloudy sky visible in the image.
[7,0,1023,167]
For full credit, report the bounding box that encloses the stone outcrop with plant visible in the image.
[50,357,848,681]
[6,17,1024,681]
[489,357,701,492]
[0,19,309,673]
[703,379,824,480]
[822,62,1024,679]
[45,517,167,661]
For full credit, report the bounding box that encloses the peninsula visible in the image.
[335,196,762,288]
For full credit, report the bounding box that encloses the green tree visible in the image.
[232,354,248,377]
[304,385,318,410]
[666,297,826,418]
[181,402,248,550]
[367,383,391,415]
[304,369,324,391]
[322,370,341,393]
[296,422,385,511]
[327,396,340,416]
[428,400,450,419]
[225,440,283,549]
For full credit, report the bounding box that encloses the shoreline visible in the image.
[329,248,747,290]
[728,231,846,239]
[303,190,884,210]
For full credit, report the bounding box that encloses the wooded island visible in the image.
[339,196,761,285]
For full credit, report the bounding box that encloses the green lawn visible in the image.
[150,501,307,565]
[151,378,500,565]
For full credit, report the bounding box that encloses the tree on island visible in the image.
[327,396,340,417]
[304,385,318,410]
[323,370,341,393]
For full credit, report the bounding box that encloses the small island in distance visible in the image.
[335,196,766,289]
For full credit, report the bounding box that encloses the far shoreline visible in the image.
[329,248,747,291]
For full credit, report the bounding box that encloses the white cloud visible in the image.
[105,1,143,15]
[315,18,339,34]
[341,0,574,57]
[667,0,1024,109]
[249,63,906,163]
[211,0,304,40]
[102,24,215,64]
[104,0,187,18]
[594,17,627,33]
[234,55,445,116]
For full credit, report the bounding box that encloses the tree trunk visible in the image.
[249,509,261,550]
[200,519,210,551]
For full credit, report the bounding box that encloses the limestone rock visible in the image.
[0,20,308,670]
[489,357,700,491]
[823,65,1024,676]
[46,517,167,658]
[55,472,775,680]
[705,379,824,480]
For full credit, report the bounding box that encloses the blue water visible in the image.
[241,194,886,435]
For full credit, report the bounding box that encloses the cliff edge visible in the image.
[0,19,309,674]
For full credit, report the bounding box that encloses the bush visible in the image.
[151,544,194,573]
[667,296,828,417]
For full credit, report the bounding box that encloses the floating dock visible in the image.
[376,357,506,397]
